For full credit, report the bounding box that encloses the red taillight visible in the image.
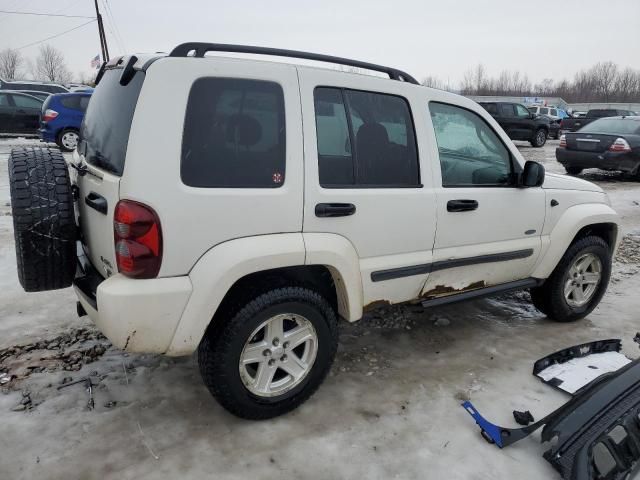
[559,134,567,148]
[42,109,58,122]
[559,119,563,128]
[609,137,631,153]
[114,200,162,278]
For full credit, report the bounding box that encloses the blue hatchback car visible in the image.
[40,92,92,151]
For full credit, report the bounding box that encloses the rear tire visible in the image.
[530,236,611,322]
[530,128,547,147]
[198,286,338,420]
[57,129,79,152]
[565,166,583,175]
[8,147,77,292]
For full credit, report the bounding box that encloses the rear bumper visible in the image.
[74,248,192,354]
[38,124,56,143]
[556,148,640,173]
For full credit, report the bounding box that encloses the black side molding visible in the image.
[431,249,533,273]
[370,264,431,282]
[370,249,534,282]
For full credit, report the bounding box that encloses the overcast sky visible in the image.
[1,0,639,85]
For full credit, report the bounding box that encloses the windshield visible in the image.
[579,118,640,135]
[80,69,144,175]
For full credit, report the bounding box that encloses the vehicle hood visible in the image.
[542,173,603,193]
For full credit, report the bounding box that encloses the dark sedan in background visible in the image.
[0,91,44,136]
[556,116,640,177]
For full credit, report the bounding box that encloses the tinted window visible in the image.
[539,107,549,115]
[499,104,515,117]
[528,106,537,113]
[12,94,42,109]
[429,102,513,187]
[80,96,90,111]
[60,95,90,111]
[0,93,8,106]
[81,69,144,176]
[580,118,640,135]
[314,88,353,185]
[181,78,286,188]
[550,109,557,116]
[314,87,419,187]
[482,103,498,115]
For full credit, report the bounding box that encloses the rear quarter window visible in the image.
[181,78,286,188]
[60,96,82,110]
[60,95,90,111]
[80,69,144,175]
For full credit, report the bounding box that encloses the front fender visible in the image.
[531,203,620,279]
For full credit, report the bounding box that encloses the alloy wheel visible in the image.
[564,253,602,308]
[239,313,318,397]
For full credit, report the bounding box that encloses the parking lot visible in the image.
[1,138,640,480]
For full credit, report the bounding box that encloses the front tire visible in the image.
[565,166,583,175]
[530,128,547,147]
[198,286,338,420]
[530,236,611,322]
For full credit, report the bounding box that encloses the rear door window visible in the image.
[11,94,42,109]
[482,103,498,115]
[81,68,144,175]
[313,87,419,187]
[181,78,286,188]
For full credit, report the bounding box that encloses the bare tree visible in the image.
[458,61,640,103]
[34,44,72,84]
[0,48,24,80]
[75,71,97,87]
[422,75,445,90]
[590,61,618,102]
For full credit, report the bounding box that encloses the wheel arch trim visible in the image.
[531,203,620,279]
[166,232,363,356]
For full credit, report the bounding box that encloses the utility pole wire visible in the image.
[0,9,95,19]
[16,19,97,50]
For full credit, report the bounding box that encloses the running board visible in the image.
[421,278,541,308]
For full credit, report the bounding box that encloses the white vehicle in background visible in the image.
[8,43,621,420]
[528,105,570,120]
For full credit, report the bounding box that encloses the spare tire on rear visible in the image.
[8,147,77,292]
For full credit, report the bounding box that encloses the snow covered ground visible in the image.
[1,138,639,480]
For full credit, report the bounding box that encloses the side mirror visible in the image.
[529,113,537,119]
[521,161,545,187]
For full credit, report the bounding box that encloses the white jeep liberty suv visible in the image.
[8,43,620,419]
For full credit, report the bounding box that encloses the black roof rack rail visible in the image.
[169,42,419,85]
